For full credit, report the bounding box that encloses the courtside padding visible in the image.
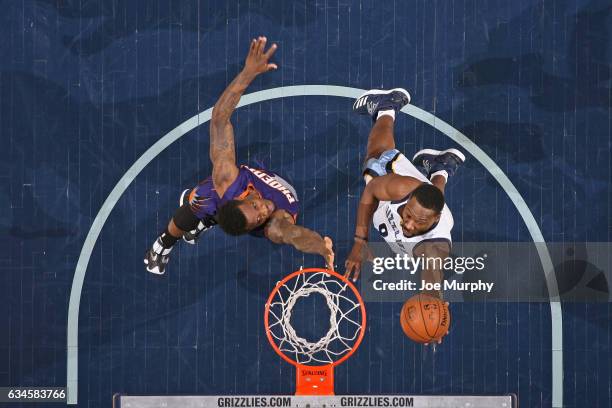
[113,394,518,408]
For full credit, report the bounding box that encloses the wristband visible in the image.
[354,234,368,242]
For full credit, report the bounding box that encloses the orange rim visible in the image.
[264,267,367,368]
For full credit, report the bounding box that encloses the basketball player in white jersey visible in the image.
[344,88,465,301]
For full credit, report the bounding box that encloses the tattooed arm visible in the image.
[265,210,335,269]
[210,36,278,196]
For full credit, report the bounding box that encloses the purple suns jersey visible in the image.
[187,165,299,237]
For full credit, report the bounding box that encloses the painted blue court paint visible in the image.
[66,85,563,407]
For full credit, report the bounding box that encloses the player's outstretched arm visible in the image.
[413,240,450,299]
[210,36,278,195]
[344,174,422,281]
[413,240,451,345]
[265,211,335,269]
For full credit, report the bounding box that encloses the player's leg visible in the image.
[365,115,395,162]
[430,174,448,195]
[144,204,200,275]
[178,188,217,244]
[353,88,411,183]
[353,88,411,161]
[144,181,217,275]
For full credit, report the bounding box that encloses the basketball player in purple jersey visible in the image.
[144,37,334,275]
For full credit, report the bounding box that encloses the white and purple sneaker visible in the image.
[412,148,466,179]
[352,88,411,120]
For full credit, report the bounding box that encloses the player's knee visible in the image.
[172,204,200,232]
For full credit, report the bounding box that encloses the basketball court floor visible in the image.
[2,1,611,407]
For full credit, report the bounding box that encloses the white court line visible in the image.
[66,85,563,407]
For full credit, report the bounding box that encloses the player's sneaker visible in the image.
[412,148,465,179]
[144,238,171,275]
[179,188,216,245]
[352,88,411,120]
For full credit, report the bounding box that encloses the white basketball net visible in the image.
[266,271,364,365]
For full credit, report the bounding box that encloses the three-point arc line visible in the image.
[66,85,563,407]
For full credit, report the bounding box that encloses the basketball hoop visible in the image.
[264,268,366,395]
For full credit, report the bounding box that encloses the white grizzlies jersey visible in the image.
[369,151,454,255]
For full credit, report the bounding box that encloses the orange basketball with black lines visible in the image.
[400,294,450,343]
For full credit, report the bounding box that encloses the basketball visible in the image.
[400,294,450,343]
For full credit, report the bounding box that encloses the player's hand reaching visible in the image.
[424,301,450,346]
[323,236,335,270]
[344,239,370,282]
[243,36,278,77]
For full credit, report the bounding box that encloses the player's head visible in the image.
[217,197,276,235]
[400,184,444,237]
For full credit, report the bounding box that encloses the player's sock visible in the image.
[430,170,448,182]
[377,109,395,121]
[158,228,179,249]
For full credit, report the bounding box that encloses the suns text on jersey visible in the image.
[245,167,296,204]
